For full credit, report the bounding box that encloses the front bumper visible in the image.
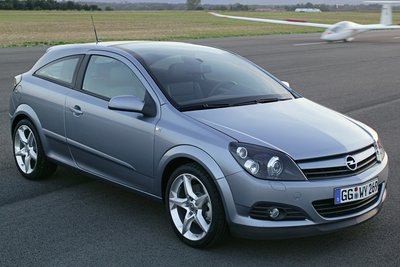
[218,154,388,239]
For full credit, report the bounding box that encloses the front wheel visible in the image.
[166,163,228,248]
[13,119,57,180]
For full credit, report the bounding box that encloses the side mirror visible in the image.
[281,81,290,87]
[108,95,144,113]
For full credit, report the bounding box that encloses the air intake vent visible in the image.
[312,184,382,218]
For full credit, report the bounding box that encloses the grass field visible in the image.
[1,10,399,47]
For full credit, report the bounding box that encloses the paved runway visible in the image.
[1,31,399,266]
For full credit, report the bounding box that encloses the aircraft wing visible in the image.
[210,12,333,29]
[350,24,400,30]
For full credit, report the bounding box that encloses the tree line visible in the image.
[186,1,249,11]
[1,0,395,12]
[0,0,100,11]
[0,0,248,12]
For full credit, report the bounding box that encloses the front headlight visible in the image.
[375,140,386,163]
[229,142,306,181]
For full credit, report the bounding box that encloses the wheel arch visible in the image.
[11,104,49,153]
[157,145,225,202]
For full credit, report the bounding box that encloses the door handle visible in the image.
[69,105,83,116]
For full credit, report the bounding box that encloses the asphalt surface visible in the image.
[1,31,399,266]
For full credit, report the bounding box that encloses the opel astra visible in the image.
[9,42,388,248]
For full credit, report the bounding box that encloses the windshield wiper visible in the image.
[180,98,292,111]
[180,103,230,111]
[231,97,291,107]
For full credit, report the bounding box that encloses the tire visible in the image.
[165,163,228,248]
[12,119,57,180]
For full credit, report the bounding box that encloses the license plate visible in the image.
[334,179,378,205]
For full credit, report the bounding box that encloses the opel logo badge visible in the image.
[345,155,357,171]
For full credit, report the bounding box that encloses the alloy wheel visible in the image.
[14,125,38,174]
[168,173,212,241]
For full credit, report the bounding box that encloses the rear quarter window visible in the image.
[34,55,81,87]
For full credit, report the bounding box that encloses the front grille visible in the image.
[250,202,308,221]
[297,144,378,180]
[312,184,382,218]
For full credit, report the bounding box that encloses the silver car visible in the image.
[9,42,388,248]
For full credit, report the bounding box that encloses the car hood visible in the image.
[185,98,374,160]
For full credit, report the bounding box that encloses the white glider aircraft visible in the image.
[210,1,400,42]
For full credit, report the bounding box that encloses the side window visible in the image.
[35,56,80,86]
[82,55,146,101]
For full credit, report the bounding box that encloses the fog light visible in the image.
[244,159,259,175]
[268,208,280,219]
[267,156,283,177]
[236,146,248,159]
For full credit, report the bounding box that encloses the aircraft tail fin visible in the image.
[364,1,400,25]
[380,3,393,25]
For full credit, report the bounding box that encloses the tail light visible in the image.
[13,74,22,89]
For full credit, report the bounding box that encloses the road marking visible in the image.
[346,97,400,115]
[293,42,326,46]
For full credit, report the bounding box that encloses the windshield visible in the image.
[117,43,295,110]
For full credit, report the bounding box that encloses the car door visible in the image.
[65,51,159,192]
[28,55,83,165]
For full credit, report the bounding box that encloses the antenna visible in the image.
[91,16,99,44]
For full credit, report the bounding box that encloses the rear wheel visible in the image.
[166,163,227,248]
[13,119,57,180]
